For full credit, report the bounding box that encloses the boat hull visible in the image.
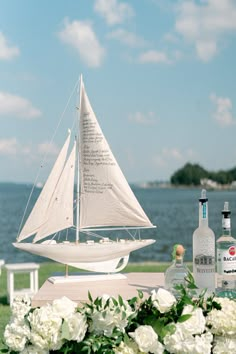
[13,239,155,273]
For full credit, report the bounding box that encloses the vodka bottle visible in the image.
[216,202,236,299]
[192,189,215,292]
[165,244,189,297]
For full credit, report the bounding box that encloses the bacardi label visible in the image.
[217,246,236,275]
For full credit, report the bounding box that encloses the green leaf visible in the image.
[92,341,100,352]
[88,291,93,302]
[123,333,130,345]
[104,298,110,309]
[81,345,91,353]
[122,311,126,320]
[138,289,144,299]
[143,315,167,337]
[177,314,192,323]
[128,296,138,306]
[185,272,198,289]
[212,301,222,310]
[94,297,102,308]
[61,320,70,340]
[112,297,118,306]
[164,323,176,335]
[160,323,176,338]
[118,294,124,307]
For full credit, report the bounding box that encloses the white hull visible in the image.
[13,239,155,273]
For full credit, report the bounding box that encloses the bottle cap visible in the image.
[199,189,208,202]
[222,201,231,217]
[172,244,185,260]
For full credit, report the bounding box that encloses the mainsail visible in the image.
[79,78,153,230]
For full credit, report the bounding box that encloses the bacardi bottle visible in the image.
[216,202,236,299]
[165,244,189,297]
[192,189,215,292]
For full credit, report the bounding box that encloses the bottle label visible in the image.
[194,254,215,273]
[202,202,207,219]
[217,246,236,275]
[222,218,230,230]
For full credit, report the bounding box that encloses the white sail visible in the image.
[17,132,71,241]
[14,76,156,275]
[79,78,154,230]
[33,142,76,243]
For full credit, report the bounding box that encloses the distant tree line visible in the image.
[170,163,236,186]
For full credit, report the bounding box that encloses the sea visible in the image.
[0,182,236,264]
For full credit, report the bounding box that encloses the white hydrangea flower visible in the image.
[206,297,236,337]
[29,332,51,352]
[4,318,30,352]
[20,345,49,354]
[163,304,210,353]
[28,304,63,351]
[89,294,135,337]
[129,325,164,354]
[62,312,88,342]
[11,295,31,321]
[180,304,206,335]
[52,296,77,319]
[212,335,236,354]
[114,340,140,354]
[164,325,213,354]
[151,288,176,313]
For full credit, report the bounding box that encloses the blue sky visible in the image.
[0,0,236,183]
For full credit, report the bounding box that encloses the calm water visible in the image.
[0,183,236,264]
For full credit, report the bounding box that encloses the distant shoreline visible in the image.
[1,181,236,191]
[132,182,236,191]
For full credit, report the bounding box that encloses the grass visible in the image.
[0,261,190,349]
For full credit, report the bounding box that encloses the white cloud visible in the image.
[163,148,183,160]
[128,111,156,125]
[37,141,59,156]
[210,93,235,126]
[195,40,217,62]
[94,0,134,25]
[0,138,60,160]
[0,32,19,60]
[138,50,170,64]
[153,147,196,167]
[107,29,148,47]
[59,19,105,67]
[0,138,18,155]
[0,92,41,119]
[175,0,236,61]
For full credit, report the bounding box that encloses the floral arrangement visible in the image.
[2,276,236,354]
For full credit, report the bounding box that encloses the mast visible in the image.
[75,74,82,244]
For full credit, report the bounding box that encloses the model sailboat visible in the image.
[13,76,156,273]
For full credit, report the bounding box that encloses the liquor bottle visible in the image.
[165,244,189,296]
[192,189,215,292]
[216,202,236,299]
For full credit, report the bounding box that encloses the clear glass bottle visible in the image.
[192,189,215,292]
[165,244,189,297]
[216,202,236,299]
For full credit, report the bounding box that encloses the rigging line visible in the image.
[82,230,114,240]
[17,77,80,240]
[126,228,137,240]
